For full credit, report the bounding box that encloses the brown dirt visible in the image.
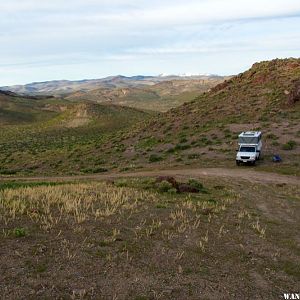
[2,167,299,185]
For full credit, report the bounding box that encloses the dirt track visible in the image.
[1,167,299,185]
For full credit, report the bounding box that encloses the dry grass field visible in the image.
[1,177,299,299]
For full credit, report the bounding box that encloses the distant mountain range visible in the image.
[0,74,228,112]
[0,74,227,97]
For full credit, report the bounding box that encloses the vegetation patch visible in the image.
[282,140,297,150]
[81,167,108,174]
[149,154,163,162]
[136,137,160,149]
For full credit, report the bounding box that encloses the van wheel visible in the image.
[236,161,240,166]
[252,161,256,166]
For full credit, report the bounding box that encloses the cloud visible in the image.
[0,0,299,85]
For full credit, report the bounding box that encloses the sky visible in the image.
[0,0,300,86]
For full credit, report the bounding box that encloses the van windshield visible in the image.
[240,146,256,152]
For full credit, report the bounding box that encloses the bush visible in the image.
[282,140,297,150]
[81,167,108,174]
[188,179,204,190]
[157,180,174,193]
[156,203,167,209]
[149,154,163,162]
[13,227,27,238]
[167,188,178,194]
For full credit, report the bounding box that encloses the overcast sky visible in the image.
[0,0,300,86]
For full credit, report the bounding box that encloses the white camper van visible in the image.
[236,131,262,165]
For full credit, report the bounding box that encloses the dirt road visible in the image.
[1,167,299,185]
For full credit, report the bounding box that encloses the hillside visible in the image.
[0,58,299,176]
[66,78,225,112]
[97,58,300,176]
[0,91,58,125]
[0,93,150,175]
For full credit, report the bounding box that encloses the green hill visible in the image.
[0,93,150,175]
[0,91,58,125]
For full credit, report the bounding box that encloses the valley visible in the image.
[0,58,299,299]
[0,58,299,177]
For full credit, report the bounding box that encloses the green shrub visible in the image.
[157,180,173,193]
[149,154,163,162]
[81,167,108,174]
[13,227,27,238]
[156,203,167,209]
[167,188,178,194]
[282,140,297,150]
[187,179,206,192]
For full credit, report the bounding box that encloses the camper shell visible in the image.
[236,131,262,165]
[238,131,262,145]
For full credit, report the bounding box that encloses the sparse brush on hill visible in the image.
[0,95,150,175]
[101,58,300,176]
[0,58,299,176]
